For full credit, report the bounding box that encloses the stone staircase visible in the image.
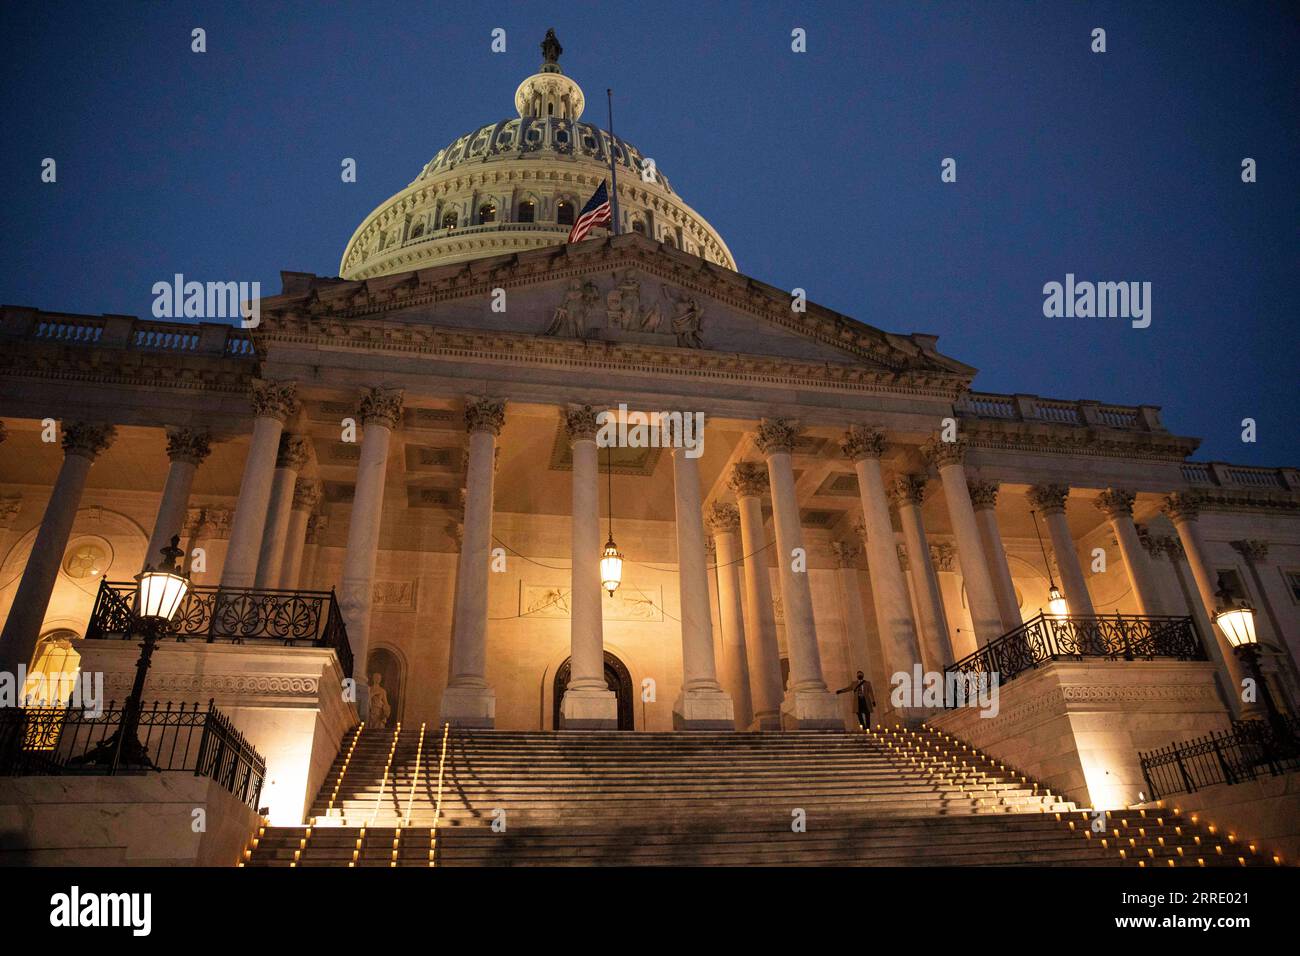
[241,722,1270,867]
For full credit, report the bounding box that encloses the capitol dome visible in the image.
[339,30,735,280]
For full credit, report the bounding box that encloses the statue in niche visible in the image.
[367,672,392,728]
[545,277,600,337]
[663,284,704,348]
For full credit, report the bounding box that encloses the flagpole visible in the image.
[606,88,621,236]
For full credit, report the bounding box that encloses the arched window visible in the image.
[442,211,458,229]
[479,202,497,224]
[631,220,646,235]
[556,200,575,226]
[410,221,425,239]
[517,200,535,223]
[28,630,82,707]
[663,234,676,249]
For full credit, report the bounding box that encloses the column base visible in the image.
[439,683,496,728]
[748,711,783,731]
[559,687,618,729]
[780,687,843,730]
[673,687,735,730]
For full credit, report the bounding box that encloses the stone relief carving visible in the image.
[545,271,705,348]
[372,579,418,611]
[520,583,663,622]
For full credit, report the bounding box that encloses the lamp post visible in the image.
[76,535,190,771]
[1214,577,1291,746]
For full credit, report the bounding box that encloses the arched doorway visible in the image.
[553,651,634,730]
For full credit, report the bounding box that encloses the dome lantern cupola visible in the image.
[515,28,584,121]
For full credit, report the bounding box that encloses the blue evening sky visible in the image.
[1,1,1296,465]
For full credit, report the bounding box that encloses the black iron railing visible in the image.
[0,699,266,810]
[944,613,1205,693]
[85,579,353,678]
[1139,716,1300,801]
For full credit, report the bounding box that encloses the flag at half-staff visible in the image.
[567,180,612,243]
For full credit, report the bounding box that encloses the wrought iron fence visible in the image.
[0,699,266,810]
[85,579,353,678]
[944,613,1205,693]
[1139,716,1300,801]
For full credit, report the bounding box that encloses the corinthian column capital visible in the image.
[1026,483,1070,516]
[61,421,117,460]
[1231,539,1269,562]
[564,404,600,443]
[889,474,927,507]
[250,379,299,422]
[276,434,312,470]
[728,461,769,498]
[464,396,506,436]
[292,478,322,512]
[1162,492,1202,523]
[966,480,1000,511]
[1094,487,1136,519]
[754,418,800,456]
[921,435,967,469]
[357,387,404,430]
[705,501,741,535]
[840,425,887,462]
[164,427,212,465]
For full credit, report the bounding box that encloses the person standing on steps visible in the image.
[836,671,876,730]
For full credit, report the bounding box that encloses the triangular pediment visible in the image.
[263,235,975,382]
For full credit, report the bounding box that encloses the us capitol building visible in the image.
[1,34,1296,868]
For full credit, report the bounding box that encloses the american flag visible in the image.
[567,181,612,243]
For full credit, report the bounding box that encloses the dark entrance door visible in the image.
[553,651,635,729]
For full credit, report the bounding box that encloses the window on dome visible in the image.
[557,200,574,226]
[518,200,535,223]
[631,220,645,235]
[663,235,675,249]
[410,221,425,239]
[479,203,497,224]
[442,211,458,229]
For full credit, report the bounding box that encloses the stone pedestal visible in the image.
[75,640,357,826]
[928,659,1230,810]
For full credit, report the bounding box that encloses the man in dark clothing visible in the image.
[836,671,876,729]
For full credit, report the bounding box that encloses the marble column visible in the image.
[1162,493,1253,717]
[756,419,839,728]
[300,514,328,591]
[559,405,617,729]
[921,438,1004,656]
[670,436,734,729]
[1026,484,1096,618]
[277,479,321,590]
[707,502,753,729]
[728,462,784,729]
[0,422,116,676]
[967,481,1023,631]
[144,428,211,570]
[221,380,299,588]
[255,435,311,589]
[1094,488,1163,615]
[888,472,954,670]
[840,427,926,684]
[0,495,22,569]
[441,397,505,727]
[341,387,403,715]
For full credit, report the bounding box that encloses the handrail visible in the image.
[367,724,402,827]
[429,722,451,867]
[944,612,1205,698]
[1139,716,1300,800]
[403,722,428,827]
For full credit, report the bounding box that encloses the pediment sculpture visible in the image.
[545,269,705,348]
